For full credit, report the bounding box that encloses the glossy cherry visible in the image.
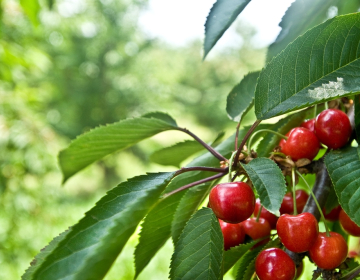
[279,127,320,161]
[301,118,316,132]
[242,217,271,247]
[254,198,278,229]
[314,109,352,149]
[255,248,296,280]
[323,205,342,222]
[309,232,348,270]
[276,212,319,253]
[209,182,255,223]
[280,190,309,215]
[339,209,360,237]
[218,219,245,250]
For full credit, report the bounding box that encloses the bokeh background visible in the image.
[0,0,298,279]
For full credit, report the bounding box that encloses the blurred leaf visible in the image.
[203,0,251,59]
[256,111,306,157]
[22,172,175,280]
[149,140,203,167]
[241,158,286,214]
[47,0,54,9]
[226,71,260,122]
[222,241,257,275]
[170,208,223,280]
[255,13,360,120]
[325,147,360,226]
[19,0,40,26]
[354,95,360,142]
[59,116,177,182]
[212,131,225,147]
[266,0,338,62]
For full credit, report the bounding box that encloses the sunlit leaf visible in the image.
[255,13,360,120]
[22,172,175,280]
[203,0,251,59]
[227,71,260,122]
[241,158,286,214]
[170,208,223,280]
[325,147,360,225]
[20,0,40,26]
[59,114,177,182]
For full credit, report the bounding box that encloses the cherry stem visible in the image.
[235,119,242,150]
[340,265,360,280]
[247,129,288,152]
[292,168,298,216]
[296,170,330,237]
[233,120,262,168]
[176,127,227,162]
[162,172,226,199]
[324,101,329,110]
[256,205,262,222]
[313,104,317,119]
[175,166,229,176]
[228,151,237,182]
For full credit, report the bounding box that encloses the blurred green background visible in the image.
[0,0,266,279]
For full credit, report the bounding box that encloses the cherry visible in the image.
[255,247,296,280]
[280,190,309,215]
[314,109,352,149]
[323,205,342,222]
[279,127,320,161]
[242,217,271,247]
[209,182,255,223]
[339,209,360,236]
[276,212,319,253]
[254,198,278,229]
[218,219,245,250]
[301,118,316,133]
[309,232,348,270]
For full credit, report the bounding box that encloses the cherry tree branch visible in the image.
[174,166,229,176]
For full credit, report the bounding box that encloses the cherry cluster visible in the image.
[207,108,359,280]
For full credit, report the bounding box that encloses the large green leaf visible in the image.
[255,13,360,120]
[20,0,40,26]
[325,147,360,225]
[22,172,175,280]
[59,114,177,182]
[170,208,223,280]
[222,241,257,275]
[226,71,260,122]
[241,158,286,214]
[266,0,338,62]
[203,0,251,59]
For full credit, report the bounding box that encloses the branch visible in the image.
[174,166,229,176]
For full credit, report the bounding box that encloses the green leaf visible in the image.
[142,111,178,127]
[234,245,263,280]
[241,158,286,214]
[324,183,340,213]
[325,147,360,226]
[222,241,257,275]
[256,111,306,157]
[255,13,360,120]
[203,0,251,59]
[22,172,175,280]
[266,0,338,62]
[59,115,177,182]
[354,95,360,142]
[19,0,40,26]
[47,0,54,9]
[149,140,203,167]
[227,71,260,122]
[170,208,223,280]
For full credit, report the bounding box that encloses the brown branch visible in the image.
[175,166,229,176]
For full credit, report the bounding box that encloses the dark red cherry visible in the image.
[218,219,245,250]
[255,248,296,280]
[254,198,278,229]
[209,182,255,223]
[301,118,316,132]
[323,205,342,222]
[242,217,271,247]
[314,109,352,149]
[276,212,319,253]
[339,209,360,237]
[280,190,309,215]
[309,232,348,270]
[279,127,320,161]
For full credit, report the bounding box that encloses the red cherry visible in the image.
[209,182,255,223]
[314,109,352,149]
[218,219,245,250]
[348,250,359,258]
[254,198,278,229]
[276,212,319,253]
[280,190,309,215]
[339,209,360,236]
[301,118,316,133]
[279,127,320,161]
[323,205,342,221]
[242,217,271,247]
[255,248,296,280]
[309,232,348,270]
